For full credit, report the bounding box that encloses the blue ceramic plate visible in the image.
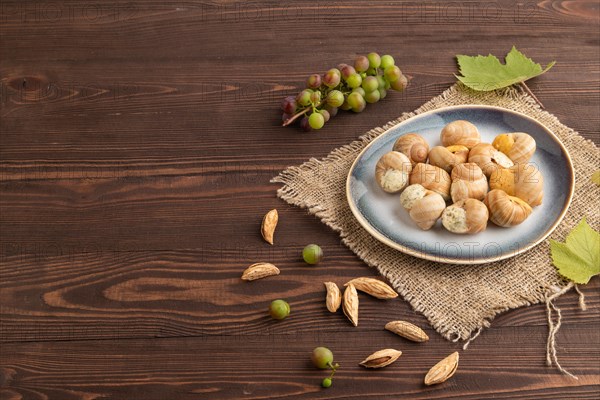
[346,105,574,264]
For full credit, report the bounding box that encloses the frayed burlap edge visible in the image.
[271,83,599,373]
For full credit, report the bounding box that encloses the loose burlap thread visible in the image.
[272,84,599,373]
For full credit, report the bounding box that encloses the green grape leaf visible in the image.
[456,46,555,91]
[592,170,600,186]
[550,217,600,284]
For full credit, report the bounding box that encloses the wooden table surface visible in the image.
[1,1,599,399]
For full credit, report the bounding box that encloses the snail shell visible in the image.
[492,132,536,164]
[489,163,543,207]
[484,189,533,227]
[441,198,489,234]
[399,183,428,211]
[409,163,452,201]
[450,163,488,202]
[375,151,413,193]
[468,143,514,177]
[409,191,446,230]
[440,120,481,149]
[428,145,470,173]
[393,133,430,165]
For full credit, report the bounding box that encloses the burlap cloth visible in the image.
[272,83,599,342]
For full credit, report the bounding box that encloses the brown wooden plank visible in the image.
[1,325,599,400]
[1,0,599,398]
[1,247,598,342]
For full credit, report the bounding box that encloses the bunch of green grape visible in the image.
[281,53,408,131]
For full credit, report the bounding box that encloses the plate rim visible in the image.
[346,104,575,265]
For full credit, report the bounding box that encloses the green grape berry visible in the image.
[307,74,321,89]
[384,66,402,82]
[367,52,381,69]
[348,92,366,113]
[308,112,325,130]
[390,74,408,91]
[354,55,370,72]
[300,116,312,132]
[362,76,379,93]
[269,300,290,320]
[339,99,352,111]
[310,91,322,104]
[345,73,362,89]
[324,105,338,117]
[364,89,381,104]
[283,54,406,132]
[303,244,323,265]
[340,65,356,80]
[352,87,366,97]
[323,68,341,88]
[347,92,363,108]
[326,90,344,107]
[311,347,334,369]
[322,378,332,388]
[380,54,395,69]
[297,89,313,107]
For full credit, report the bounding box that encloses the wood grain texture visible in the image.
[1,248,599,343]
[1,326,599,400]
[1,0,599,398]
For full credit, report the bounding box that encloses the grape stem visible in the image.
[326,361,339,380]
[282,100,325,127]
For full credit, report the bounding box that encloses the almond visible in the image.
[359,349,402,369]
[385,320,429,342]
[424,352,459,385]
[343,283,359,326]
[344,277,398,299]
[261,209,278,245]
[241,263,280,281]
[324,282,341,313]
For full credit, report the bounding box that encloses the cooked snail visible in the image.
[375,151,413,193]
[428,145,470,173]
[492,132,536,164]
[440,120,481,149]
[450,163,488,202]
[393,133,430,165]
[441,198,489,234]
[484,189,533,227]
[373,118,542,235]
[489,163,543,207]
[400,183,428,210]
[400,184,446,230]
[468,143,514,177]
[409,163,452,201]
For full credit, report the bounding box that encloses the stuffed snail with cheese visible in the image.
[441,198,489,234]
[373,118,543,235]
[375,151,413,193]
[409,163,452,201]
[400,184,446,230]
